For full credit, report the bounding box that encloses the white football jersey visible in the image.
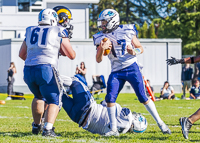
[93,24,138,72]
[83,101,132,135]
[25,26,68,68]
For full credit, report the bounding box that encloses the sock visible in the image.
[107,105,117,131]
[44,122,53,130]
[34,123,41,127]
[144,100,163,125]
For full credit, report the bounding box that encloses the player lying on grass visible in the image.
[60,75,148,135]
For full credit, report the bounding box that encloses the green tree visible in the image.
[149,22,156,38]
[155,0,200,55]
[142,21,148,38]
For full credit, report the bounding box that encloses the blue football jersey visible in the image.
[25,26,68,68]
[93,24,138,72]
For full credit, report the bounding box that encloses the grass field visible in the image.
[0,93,200,143]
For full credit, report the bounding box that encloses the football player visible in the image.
[19,8,76,137]
[167,56,200,139]
[61,75,148,135]
[53,6,73,39]
[93,9,171,136]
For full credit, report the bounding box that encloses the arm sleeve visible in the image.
[59,27,69,38]
[125,24,138,38]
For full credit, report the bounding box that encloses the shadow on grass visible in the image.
[0,131,32,137]
[60,131,133,139]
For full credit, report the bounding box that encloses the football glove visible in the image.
[166,57,185,65]
[66,24,73,39]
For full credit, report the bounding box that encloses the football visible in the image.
[0,100,6,105]
[102,38,111,56]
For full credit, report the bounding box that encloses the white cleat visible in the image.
[104,130,119,136]
[158,122,171,134]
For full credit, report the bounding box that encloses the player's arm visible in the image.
[19,40,27,61]
[60,38,76,60]
[96,39,111,63]
[167,55,200,65]
[127,35,143,55]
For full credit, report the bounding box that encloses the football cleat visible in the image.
[158,122,171,134]
[104,129,119,136]
[42,127,60,137]
[179,117,193,139]
[32,123,41,135]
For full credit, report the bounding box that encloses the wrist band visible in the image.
[191,57,194,63]
[134,48,142,55]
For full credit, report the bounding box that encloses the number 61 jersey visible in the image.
[25,26,68,68]
[93,24,138,72]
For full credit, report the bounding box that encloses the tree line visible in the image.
[89,0,200,55]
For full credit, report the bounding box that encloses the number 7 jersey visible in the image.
[25,26,68,68]
[93,24,138,72]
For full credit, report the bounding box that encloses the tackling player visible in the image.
[93,9,171,136]
[19,8,76,137]
[53,6,73,39]
[167,56,200,139]
[61,75,148,135]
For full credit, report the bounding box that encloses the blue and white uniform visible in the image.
[93,24,148,103]
[23,25,68,107]
[62,77,133,135]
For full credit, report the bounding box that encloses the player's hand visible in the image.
[127,45,135,55]
[100,38,112,51]
[66,24,73,39]
[166,57,185,65]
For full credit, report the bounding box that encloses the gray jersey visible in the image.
[83,101,132,135]
[25,26,68,68]
[93,24,138,72]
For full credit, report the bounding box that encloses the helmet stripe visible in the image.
[57,9,72,23]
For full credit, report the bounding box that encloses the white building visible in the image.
[0,0,99,39]
[0,38,182,94]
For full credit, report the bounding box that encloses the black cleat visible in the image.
[32,123,41,135]
[179,117,193,139]
[42,127,60,137]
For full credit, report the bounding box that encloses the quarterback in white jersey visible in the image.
[19,8,76,137]
[93,24,138,72]
[61,76,147,135]
[93,9,171,136]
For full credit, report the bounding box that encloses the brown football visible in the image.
[0,100,6,105]
[102,38,111,56]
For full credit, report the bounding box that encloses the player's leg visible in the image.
[24,66,45,135]
[105,72,125,136]
[37,65,62,137]
[179,108,200,139]
[62,79,94,125]
[127,62,171,134]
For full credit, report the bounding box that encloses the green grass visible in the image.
[0,93,199,143]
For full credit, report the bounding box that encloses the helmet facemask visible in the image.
[97,9,120,33]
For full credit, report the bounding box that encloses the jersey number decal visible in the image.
[30,28,49,45]
[117,39,126,55]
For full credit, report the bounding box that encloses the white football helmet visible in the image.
[38,8,58,26]
[97,9,120,33]
[130,112,148,133]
